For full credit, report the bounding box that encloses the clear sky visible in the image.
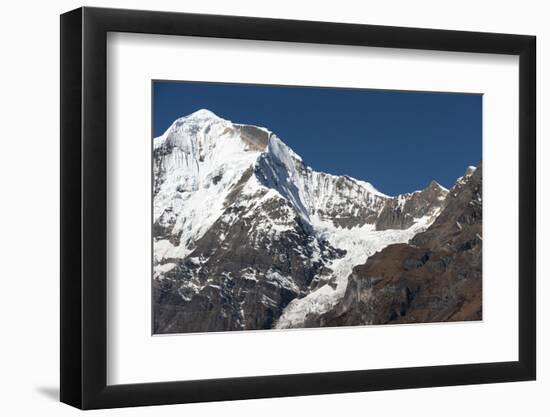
[153,80,481,196]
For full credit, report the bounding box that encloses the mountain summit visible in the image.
[186,108,222,120]
[153,109,474,333]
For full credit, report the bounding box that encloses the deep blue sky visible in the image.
[153,81,481,196]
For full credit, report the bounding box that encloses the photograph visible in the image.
[0,1,542,414]
[152,81,483,334]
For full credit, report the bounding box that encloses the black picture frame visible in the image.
[60,6,536,410]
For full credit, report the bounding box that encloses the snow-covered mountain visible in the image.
[153,109,452,333]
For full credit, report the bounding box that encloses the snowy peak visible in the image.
[162,109,226,134]
[427,180,448,192]
[154,109,271,158]
[185,108,223,121]
[452,164,479,192]
[464,165,477,177]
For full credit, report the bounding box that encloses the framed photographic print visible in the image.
[60,6,536,409]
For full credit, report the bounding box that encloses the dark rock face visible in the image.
[315,164,482,327]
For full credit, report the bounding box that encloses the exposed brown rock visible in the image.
[315,164,482,327]
[235,124,269,151]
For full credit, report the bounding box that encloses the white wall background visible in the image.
[0,0,545,415]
